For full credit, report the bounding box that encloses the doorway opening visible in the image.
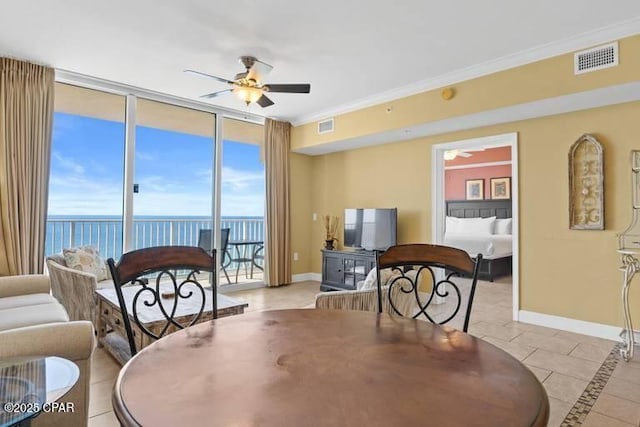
[431,132,519,320]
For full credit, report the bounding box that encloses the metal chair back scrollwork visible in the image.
[107,246,217,356]
[375,244,482,332]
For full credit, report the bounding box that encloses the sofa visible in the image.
[46,254,113,329]
[0,274,94,427]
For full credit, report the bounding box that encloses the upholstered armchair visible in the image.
[317,244,483,333]
[315,268,417,315]
[46,253,113,329]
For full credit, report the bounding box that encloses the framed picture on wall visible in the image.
[490,177,511,200]
[465,179,484,200]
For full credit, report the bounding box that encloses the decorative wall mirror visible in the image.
[568,134,604,230]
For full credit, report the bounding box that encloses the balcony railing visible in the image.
[45,217,265,261]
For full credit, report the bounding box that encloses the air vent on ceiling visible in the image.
[574,42,618,75]
[318,118,334,134]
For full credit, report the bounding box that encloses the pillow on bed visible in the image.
[446,216,496,235]
[494,218,512,234]
[445,216,459,233]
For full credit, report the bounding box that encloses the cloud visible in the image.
[136,150,157,162]
[195,168,213,185]
[221,166,263,191]
[52,151,85,175]
[48,163,264,217]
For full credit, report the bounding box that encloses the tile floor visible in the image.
[88,279,640,427]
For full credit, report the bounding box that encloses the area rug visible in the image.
[560,343,624,426]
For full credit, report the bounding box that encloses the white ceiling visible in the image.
[1,0,639,124]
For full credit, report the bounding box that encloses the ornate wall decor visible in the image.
[569,134,604,230]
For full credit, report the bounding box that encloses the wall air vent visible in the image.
[317,118,334,134]
[574,42,618,75]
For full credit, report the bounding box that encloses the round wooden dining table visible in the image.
[113,309,549,427]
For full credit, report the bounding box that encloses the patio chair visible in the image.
[197,228,232,284]
[106,246,217,357]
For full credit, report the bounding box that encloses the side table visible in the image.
[0,356,79,427]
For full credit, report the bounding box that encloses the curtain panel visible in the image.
[0,58,54,275]
[264,119,292,287]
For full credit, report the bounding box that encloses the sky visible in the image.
[48,112,265,217]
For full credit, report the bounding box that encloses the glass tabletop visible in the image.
[0,356,79,427]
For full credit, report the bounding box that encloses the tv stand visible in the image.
[320,249,377,292]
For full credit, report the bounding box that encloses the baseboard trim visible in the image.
[292,273,322,283]
[219,281,265,293]
[518,310,623,342]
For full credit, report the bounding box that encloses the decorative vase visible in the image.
[325,239,335,250]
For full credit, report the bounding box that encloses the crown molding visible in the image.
[291,17,640,127]
[293,81,640,156]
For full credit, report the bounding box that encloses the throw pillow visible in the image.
[359,267,400,290]
[63,246,109,281]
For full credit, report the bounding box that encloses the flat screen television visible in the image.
[344,208,397,250]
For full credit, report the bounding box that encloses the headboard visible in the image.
[446,199,512,219]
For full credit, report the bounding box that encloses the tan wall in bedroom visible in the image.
[296,101,640,328]
[291,35,640,150]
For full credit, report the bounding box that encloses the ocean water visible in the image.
[45,215,265,259]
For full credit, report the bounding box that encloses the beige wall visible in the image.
[288,33,640,329]
[289,153,313,275]
[291,101,640,329]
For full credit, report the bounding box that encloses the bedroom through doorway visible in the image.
[431,133,519,321]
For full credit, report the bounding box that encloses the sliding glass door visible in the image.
[46,87,218,262]
[46,83,126,259]
[131,99,215,251]
[220,118,265,285]
[46,81,263,289]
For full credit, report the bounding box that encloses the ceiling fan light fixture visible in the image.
[443,150,458,161]
[234,86,263,105]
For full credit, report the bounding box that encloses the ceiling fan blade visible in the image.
[248,60,274,82]
[256,94,275,108]
[458,152,473,158]
[264,83,311,94]
[184,69,235,85]
[199,89,233,99]
[239,56,274,82]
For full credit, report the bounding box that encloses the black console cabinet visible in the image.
[320,249,377,291]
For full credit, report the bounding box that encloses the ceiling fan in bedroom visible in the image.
[184,56,311,108]
[443,148,486,160]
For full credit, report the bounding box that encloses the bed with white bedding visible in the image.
[443,234,512,259]
[445,199,513,281]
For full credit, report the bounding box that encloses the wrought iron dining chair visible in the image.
[198,228,232,284]
[107,246,217,357]
[376,244,482,332]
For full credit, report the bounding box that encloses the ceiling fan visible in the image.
[443,148,485,160]
[184,56,311,108]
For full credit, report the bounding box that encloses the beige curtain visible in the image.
[264,119,292,287]
[0,58,54,276]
